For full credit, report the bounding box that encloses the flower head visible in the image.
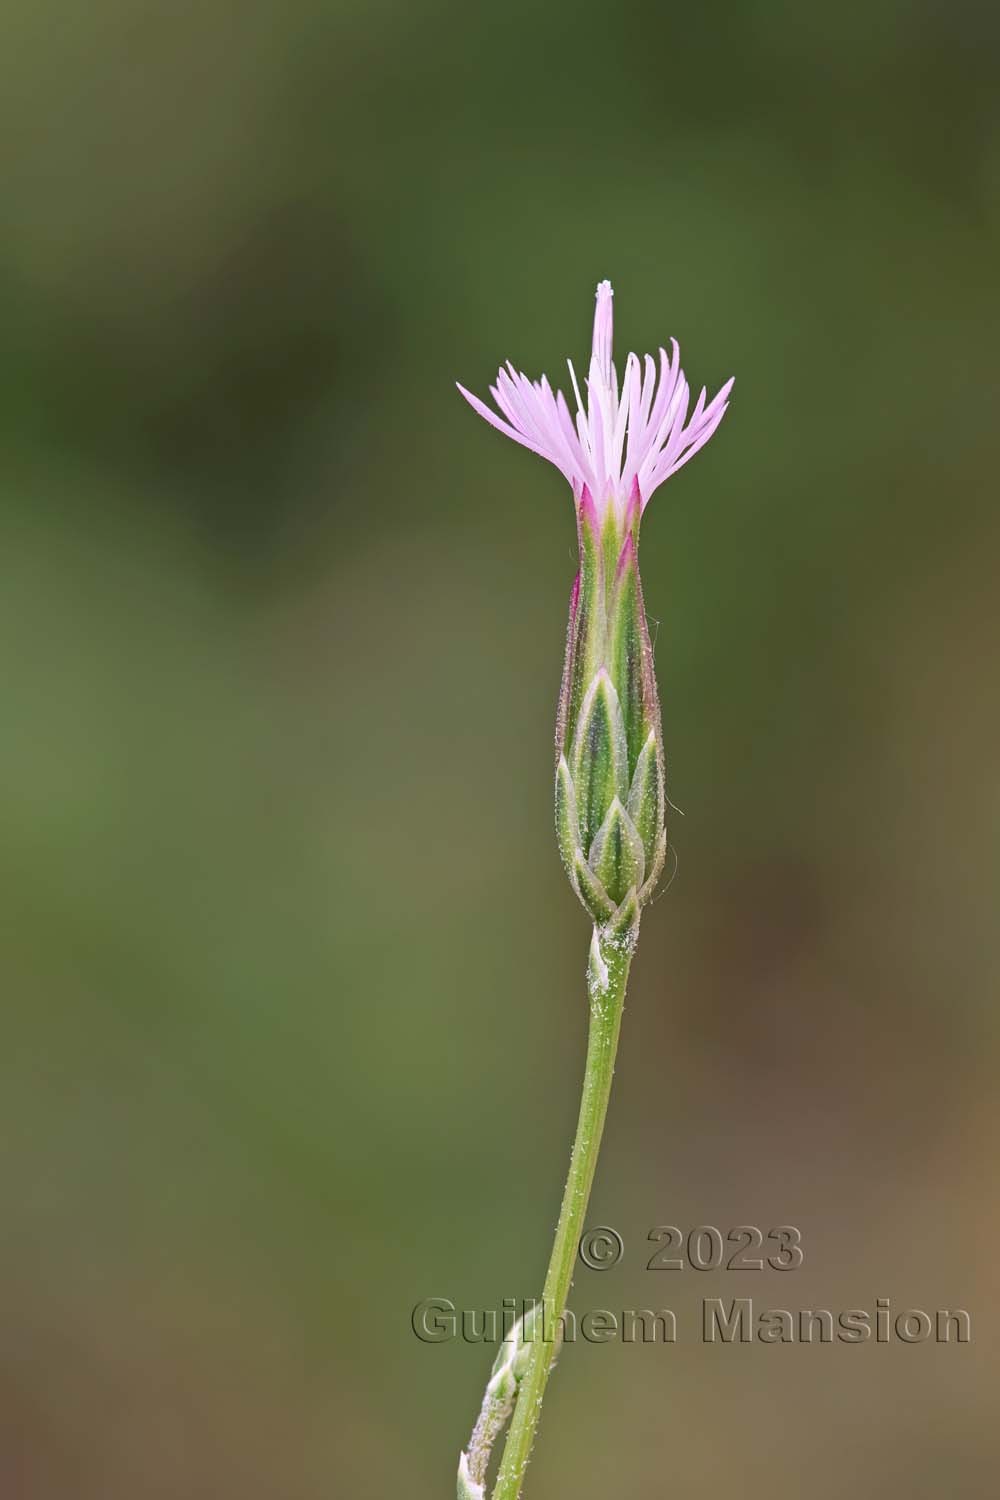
[457,279,733,521]
[458,280,733,935]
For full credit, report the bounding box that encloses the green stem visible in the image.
[491,929,634,1500]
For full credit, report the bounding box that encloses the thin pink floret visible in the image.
[457,279,733,516]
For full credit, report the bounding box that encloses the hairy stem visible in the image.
[491,928,634,1500]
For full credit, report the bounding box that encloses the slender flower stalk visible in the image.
[456,282,732,1500]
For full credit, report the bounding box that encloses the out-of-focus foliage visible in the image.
[1,1,998,1495]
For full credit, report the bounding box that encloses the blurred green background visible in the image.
[2,1,998,1495]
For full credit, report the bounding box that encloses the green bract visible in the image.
[458,1306,563,1500]
[555,482,666,935]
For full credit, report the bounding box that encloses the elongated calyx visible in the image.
[554,482,664,935]
[459,280,732,942]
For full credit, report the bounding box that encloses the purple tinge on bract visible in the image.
[457,280,733,520]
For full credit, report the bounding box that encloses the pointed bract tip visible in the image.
[614,532,638,581]
[624,474,642,528]
[576,484,601,537]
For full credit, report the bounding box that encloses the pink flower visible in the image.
[458,280,733,520]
